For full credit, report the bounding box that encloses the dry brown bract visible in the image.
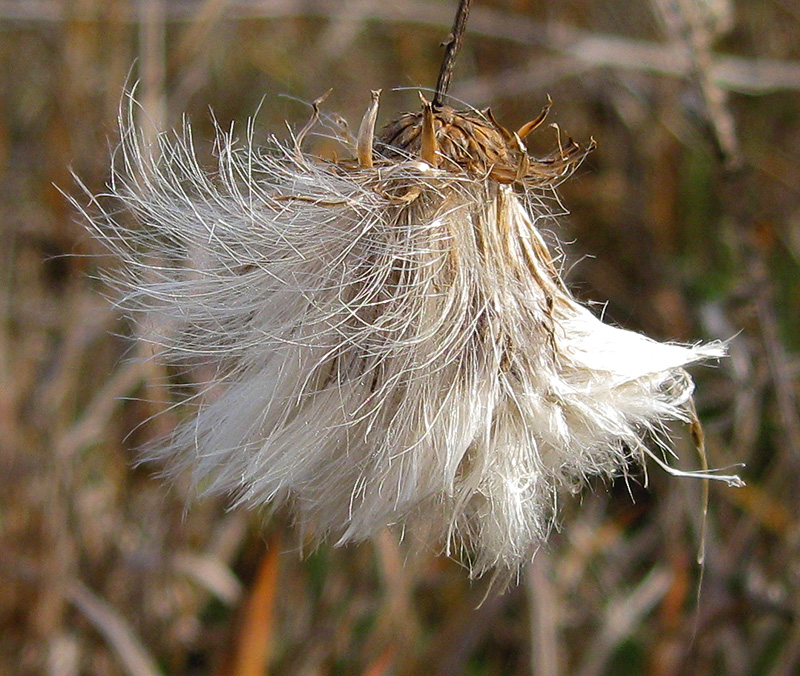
[379,96,592,187]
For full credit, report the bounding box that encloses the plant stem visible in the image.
[433,0,472,107]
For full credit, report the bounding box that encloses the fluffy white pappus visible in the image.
[81,93,741,577]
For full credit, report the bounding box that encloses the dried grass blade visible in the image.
[67,581,164,676]
[219,534,281,676]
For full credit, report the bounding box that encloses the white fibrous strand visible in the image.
[81,91,740,577]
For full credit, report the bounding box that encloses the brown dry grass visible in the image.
[2,1,799,675]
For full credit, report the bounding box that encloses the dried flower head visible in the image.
[80,88,741,578]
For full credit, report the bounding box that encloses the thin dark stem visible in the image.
[433,0,472,107]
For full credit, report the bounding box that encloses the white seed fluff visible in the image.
[81,94,738,577]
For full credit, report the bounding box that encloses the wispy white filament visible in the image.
[81,95,738,577]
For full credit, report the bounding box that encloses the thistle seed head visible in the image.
[78,90,739,580]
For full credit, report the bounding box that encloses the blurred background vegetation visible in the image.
[1,0,799,674]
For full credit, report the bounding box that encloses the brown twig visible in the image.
[654,0,742,169]
[433,0,472,107]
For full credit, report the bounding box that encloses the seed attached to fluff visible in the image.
[82,91,741,578]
